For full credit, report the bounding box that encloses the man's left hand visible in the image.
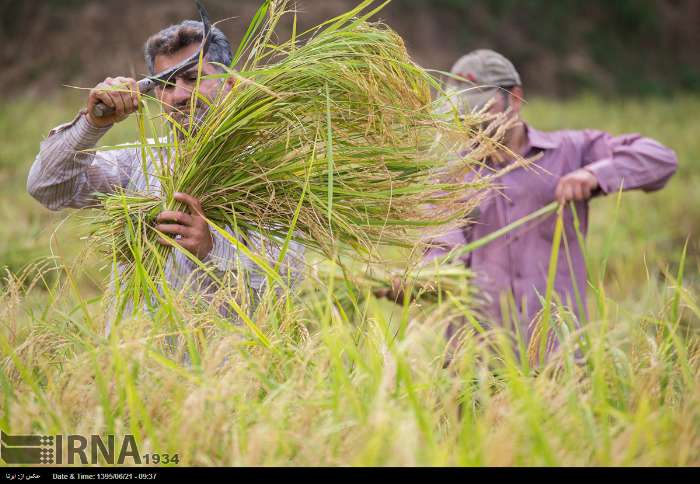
[555,168,599,204]
[155,192,213,260]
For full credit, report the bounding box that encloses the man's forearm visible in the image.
[584,134,678,194]
[27,111,120,210]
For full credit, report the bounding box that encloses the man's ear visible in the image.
[510,85,524,112]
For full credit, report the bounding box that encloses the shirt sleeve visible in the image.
[578,129,678,195]
[422,225,471,267]
[202,226,304,280]
[157,225,306,323]
[27,110,137,210]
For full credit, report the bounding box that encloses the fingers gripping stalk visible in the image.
[91,78,158,119]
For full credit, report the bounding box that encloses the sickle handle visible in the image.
[92,77,157,118]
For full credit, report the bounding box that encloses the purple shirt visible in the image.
[425,124,678,341]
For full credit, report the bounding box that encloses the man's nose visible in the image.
[171,79,193,106]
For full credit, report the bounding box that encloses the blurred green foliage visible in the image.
[404,0,699,95]
[2,0,697,97]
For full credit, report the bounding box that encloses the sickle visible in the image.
[92,0,213,118]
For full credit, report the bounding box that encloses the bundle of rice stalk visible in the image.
[310,259,480,305]
[95,0,490,283]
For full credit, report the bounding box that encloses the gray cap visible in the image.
[444,49,521,113]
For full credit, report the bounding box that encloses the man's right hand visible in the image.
[373,277,407,304]
[86,76,140,128]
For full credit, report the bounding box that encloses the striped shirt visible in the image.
[27,110,304,332]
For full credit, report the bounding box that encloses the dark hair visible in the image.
[144,20,233,75]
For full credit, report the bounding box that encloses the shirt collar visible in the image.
[525,124,559,150]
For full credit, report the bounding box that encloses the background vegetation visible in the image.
[2,0,699,97]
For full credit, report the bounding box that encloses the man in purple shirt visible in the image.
[420,49,678,350]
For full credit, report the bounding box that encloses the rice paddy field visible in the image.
[1,91,699,466]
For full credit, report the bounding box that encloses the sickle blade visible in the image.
[152,0,213,85]
[196,0,212,45]
[93,0,215,116]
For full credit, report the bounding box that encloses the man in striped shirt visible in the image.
[27,20,303,333]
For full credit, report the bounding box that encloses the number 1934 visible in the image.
[142,453,179,464]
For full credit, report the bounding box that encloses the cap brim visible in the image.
[439,85,500,116]
[461,87,500,111]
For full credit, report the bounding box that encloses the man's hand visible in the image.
[373,277,407,304]
[555,168,599,204]
[86,76,140,128]
[155,192,214,260]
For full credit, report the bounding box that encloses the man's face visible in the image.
[473,87,523,132]
[153,42,228,128]
[484,92,508,115]
[492,87,523,116]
